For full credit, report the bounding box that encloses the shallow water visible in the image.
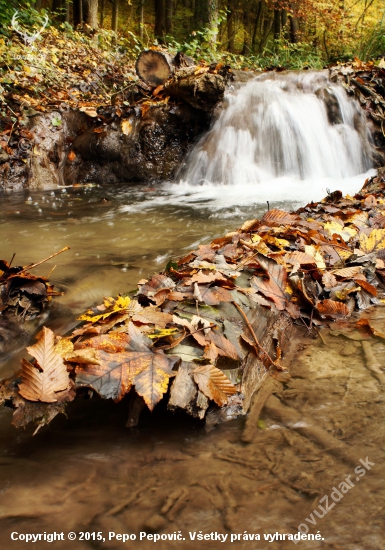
[1,183,385,549]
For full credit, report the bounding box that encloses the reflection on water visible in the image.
[1,185,385,549]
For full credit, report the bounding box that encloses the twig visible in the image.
[232,300,277,367]
[317,330,327,346]
[8,253,15,268]
[14,247,70,277]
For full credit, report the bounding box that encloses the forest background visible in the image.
[0,0,384,72]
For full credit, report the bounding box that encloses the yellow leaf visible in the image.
[265,235,290,249]
[147,328,179,339]
[54,338,74,357]
[304,245,326,269]
[323,221,357,242]
[121,119,132,135]
[78,295,131,323]
[359,229,385,254]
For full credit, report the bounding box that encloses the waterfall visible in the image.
[180,71,373,188]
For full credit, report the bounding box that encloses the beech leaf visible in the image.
[193,364,237,407]
[19,327,70,403]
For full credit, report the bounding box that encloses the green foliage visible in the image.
[354,14,385,61]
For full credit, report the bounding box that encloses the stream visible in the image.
[0,71,384,549]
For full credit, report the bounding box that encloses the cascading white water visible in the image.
[179,71,374,195]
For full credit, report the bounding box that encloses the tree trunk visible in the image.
[251,1,263,53]
[83,0,98,29]
[100,0,105,27]
[165,0,173,34]
[290,16,299,43]
[154,0,166,42]
[227,0,235,52]
[35,0,42,10]
[73,0,83,26]
[165,66,226,111]
[112,0,119,32]
[136,50,175,87]
[139,0,144,41]
[273,8,281,40]
[241,2,251,55]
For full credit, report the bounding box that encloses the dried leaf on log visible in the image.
[193,365,237,407]
[75,323,177,407]
[251,255,288,311]
[19,327,71,403]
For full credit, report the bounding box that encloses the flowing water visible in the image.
[0,71,384,549]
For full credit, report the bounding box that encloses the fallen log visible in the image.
[2,168,385,433]
[135,49,229,111]
[135,50,176,88]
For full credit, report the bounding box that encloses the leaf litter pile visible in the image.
[2,170,385,433]
[0,247,67,320]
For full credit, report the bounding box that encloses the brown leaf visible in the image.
[356,318,385,339]
[198,285,233,306]
[207,331,239,360]
[322,271,337,290]
[354,278,377,296]
[261,209,298,227]
[284,251,316,265]
[67,150,76,161]
[251,255,288,310]
[19,327,71,403]
[74,323,177,408]
[193,364,237,407]
[138,274,175,302]
[185,271,227,285]
[332,266,361,278]
[132,307,173,327]
[316,299,350,319]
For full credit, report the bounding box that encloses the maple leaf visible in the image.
[74,323,177,407]
[251,255,289,311]
[19,327,71,403]
[193,365,237,407]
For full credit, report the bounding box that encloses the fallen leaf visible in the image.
[261,209,298,227]
[67,150,76,161]
[359,229,385,254]
[193,364,237,407]
[121,119,132,135]
[251,255,288,310]
[78,295,130,323]
[75,323,177,407]
[316,299,350,318]
[19,327,70,403]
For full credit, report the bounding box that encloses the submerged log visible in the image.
[2,168,385,432]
